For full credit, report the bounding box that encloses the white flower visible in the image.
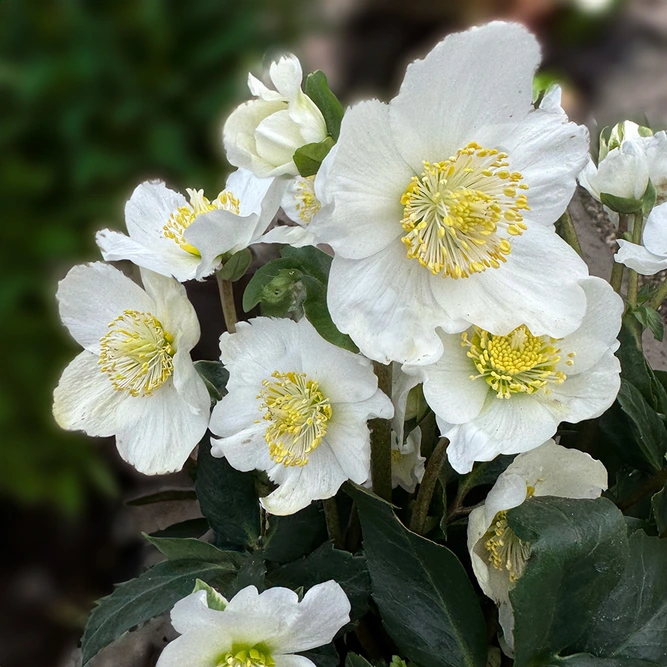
[391,427,425,493]
[53,263,210,474]
[467,440,608,651]
[157,581,350,667]
[96,169,283,282]
[208,317,393,515]
[308,22,590,364]
[224,54,328,178]
[404,277,622,473]
[616,201,667,274]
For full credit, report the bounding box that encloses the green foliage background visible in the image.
[0,0,307,514]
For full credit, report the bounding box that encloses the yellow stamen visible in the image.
[218,647,275,667]
[294,176,321,223]
[484,510,531,582]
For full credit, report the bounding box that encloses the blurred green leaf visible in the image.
[218,247,252,282]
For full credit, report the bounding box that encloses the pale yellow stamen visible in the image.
[400,142,529,279]
[294,176,321,223]
[99,310,174,396]
[163,188,240,256]
[218,647,275,667]
[258,371,332,467]
[484,510,531,582]
[462,325,568,399]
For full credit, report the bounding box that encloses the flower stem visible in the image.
[610,214,630,294]
[216,271,238,334]
[409,437,449,535]
[626,211,644,309]
[370,361,393,502]
[649,278,667,311]
[323,497,344,549]
[557,209,582,256]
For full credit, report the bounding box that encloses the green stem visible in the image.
[370,361,393,502]
[216,271,238,334]
[649,278,667,311]
[626,211,644,309]
[557,209,583,256]
[610,214,630,294]
[409,437,449,535]
[323,497,344,549]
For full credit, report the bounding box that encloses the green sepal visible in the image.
[194,360,229,403]
[642,179,657,217]
[217,247,252,282]
[632,305,664,342]
[305,70,344,140]
[193,578,228,611]
[294,136,335,177]
[600,192,643,214]
[243,260,304,315]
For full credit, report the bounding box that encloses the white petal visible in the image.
[225,168,275,217]
[467,506,495,600]
[391,427,426,493]
[260,225,317,248]
[643,201,667,257]
[210,423,275,474]
[173,349,210,416]
[115,381,208,475]
[254,109,304,172]
[390,363,421,445]
[57,262,153,354]
[646,131,667,193]
[52,351,123,436]
[311,100,411,259]
[389,22,540,171]
[615,239,667,276]
[578,156,601,201]
[596,141,649,200]
[170,590,227,635]
[156,630,232,667]
[209,385,262,438]
[273,656,316,667]
[483,472,528,526]
[269,54,303,99]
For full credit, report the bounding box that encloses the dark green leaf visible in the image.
[194,360,230,403]
[195,438,260,549]
[508,497,629,667]
[263,502,327,563]
[345,654,375,667]
[227,552,267,597]
[457,456,514,498]
[143,534,244,564]
[149,517,210,539]
[350,485,487,667]
[303,643,340,667]
[294,137,335,177]
[552,654,658,666]
[280,245,332,284]
[633,306,664,342]
[242,258,303,313]
[304,70,344,140]
[600,193,642,214]
[651,484,667,537]
[126,489,197,506]
[217,247,252,282]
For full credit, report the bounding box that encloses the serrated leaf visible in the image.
[304,70,344,140]
[143,534,244,564]
[508,497,629,667]
[294,137,335,177]
[263,502,327,564]
[633,306,664,342]
[217,247,252,281]
[195,438,260,549]
[349,485,487,667]
[194,360,229,402]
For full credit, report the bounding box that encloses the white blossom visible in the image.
[616,201,667,274]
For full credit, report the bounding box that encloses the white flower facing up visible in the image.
[224,54,328,178]
[616,201,667,274]
[53,263,210,474]
[157,581,350,667]
[404,277,623,473]
[208,317,393,515]
[96,168,283,283]
[467,440,608,650]
[308,22,590,364]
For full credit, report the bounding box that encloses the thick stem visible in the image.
[409,437,449,535]
[370,361,393,502]
[626,212,644,309]
[323,497,344,549]
[610,214,630,294]
[557,209,583,256]
[649,278,667,311]
[216,271,238,334]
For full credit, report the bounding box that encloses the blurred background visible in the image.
[1,0,666,665]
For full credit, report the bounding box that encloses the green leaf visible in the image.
[349,485,487,667]
[195,438,260,549]
[217,247,252,282]
[193,578,228,611]
[346,654,375,667]
[633,306,664,342]
[194,360,229,402]
[149,517,210,539]
[302,643,339,667]
[508,497,629,667]
[293,136,335,177]
[126,489,197,506]
[600,192,643,214]
[242,258,303,313]
[280,245,332,283]
[651,484,667,537]
[143,534,245,564]
[263,502,327,563]
[227,552,267,597]
[642,179,657,217]
[269,541,371,620]
[81,557,242,665]
[304,70,344,140]
[552,654,659,666]
[573,532,667,665]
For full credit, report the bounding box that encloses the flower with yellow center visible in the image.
[208,317,393,515]
[467,440,608,651]
[96,168,283,283]
[403,277,623,473]
[308,23,590,364]
[53,263,210,475]
[157,581,351,667]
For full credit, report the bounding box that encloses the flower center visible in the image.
[218,648,275,667]
[258,371,332,467]
[294,175,321,223]
[99,310,175,397]
[462,325,573,399]
[400,143,529,279]
[484,511,531,582]
[163,188,240,256]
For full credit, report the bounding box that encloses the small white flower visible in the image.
[467,440,608,651]
[616,201,667,274]
[208,317,393,515]
[405,277,622,473]
[391,427,425,493]
[53,263,210,474]
[308,22,590,364]
[224,54,328,178]
[96,169,283,282]
[157,581,350,667]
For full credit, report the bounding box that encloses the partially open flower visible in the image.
[53,263,209,474]
[208,317,393,515]
[467,440,608,651]
[616,201,667,274]
[157,581,350,667]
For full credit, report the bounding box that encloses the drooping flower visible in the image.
[157,581,350,667]
[208,317,393,515]
[53,263,210,474]
[96,169,283,282]
[223,54,328,178]
[467,440,608,651]
[404,277,622,473]
[308,22,590,364]
[616,201,667,274]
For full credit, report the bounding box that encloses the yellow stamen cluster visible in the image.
[400,142,529,279]
[258,371,332,467]
[163,188,240,256]
[218,648,275,667]
[99,310,175,397]
[484,510,531,582]
[294,176,321,223]
[462,325,574,399]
